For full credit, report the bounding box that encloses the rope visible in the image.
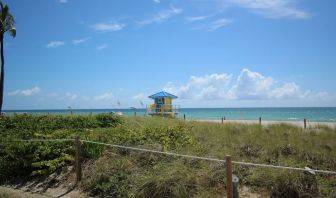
[1,139,335,175]
[82,140,226,163]
[231,161,336,174]
[82,140,336,175]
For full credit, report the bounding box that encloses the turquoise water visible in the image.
[4,107,336,122]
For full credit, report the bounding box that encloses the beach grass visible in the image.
[0,114,335,197]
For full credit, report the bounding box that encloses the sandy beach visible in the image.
[195,119,336,128]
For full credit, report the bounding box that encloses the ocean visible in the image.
[4,107,336,122]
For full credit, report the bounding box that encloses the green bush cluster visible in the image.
[0,113,123,182]
[0,113,123,136]
[0,141,73,180]
[142,125,195,151]
[77,123,196,159]
[0,114,196,184]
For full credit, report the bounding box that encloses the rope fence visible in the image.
[82,140,336,175]
[3,138,335,174]
[82,140,227,163]
[1,138,336,198]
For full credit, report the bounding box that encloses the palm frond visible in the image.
[8,27,15,37]
[1,5,8,21]
[4,13,14,30]
[0,1,15,37]
[0,2,15,35]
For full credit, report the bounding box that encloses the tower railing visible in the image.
[146,104,180,115]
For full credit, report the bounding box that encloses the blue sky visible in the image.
[4,0,336,109]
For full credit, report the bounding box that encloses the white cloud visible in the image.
[228,69,307,100]
[153,0,160,3]
[138,6,182,26]
[96,44,108,50]
[59,0,68,3]
[163,69,311,101]
[309,92,336,103]
[271,82,303,99]
[198,18,232,31]
[133,93,147,100]
[209,19,232,31]
[228,68,276,99]
[72,37,90,45]
[46,41,65,48]
[185,15,211,23]
[64,92,78,100]
[226,0,309,19]
[8,86,41,96]
[163,73,232,100]
[94,92,113,100]
[54,92,78,101]
[82,96,91,101]
[133,93,150,107]
[92,22,125,32]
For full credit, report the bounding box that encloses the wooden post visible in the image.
[304,118,306,129]
[224,116,226,120]
[226,155,233,198]
[183,114,186,121]
[259,117,261,125]
[222,117,224,124]
[75,135,82,183]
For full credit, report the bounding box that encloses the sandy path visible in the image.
[0,186,88,198]
[0,186,50,198]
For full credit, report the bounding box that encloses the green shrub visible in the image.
[95,113,123,128]
[136,163,197,198]
[0,141,74,181]
[81,142,105,159]
[270,172,318,198]
[142,125,195,151]
[244,169,319,198]
[83,156,134,198]
[0,114,122,137]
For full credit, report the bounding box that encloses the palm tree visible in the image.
[0,1,16,113]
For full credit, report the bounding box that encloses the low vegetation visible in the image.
[0,114,335,197]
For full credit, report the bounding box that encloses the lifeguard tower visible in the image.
[146,91,179,118]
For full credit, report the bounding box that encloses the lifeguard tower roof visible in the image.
[148,91,178,99]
